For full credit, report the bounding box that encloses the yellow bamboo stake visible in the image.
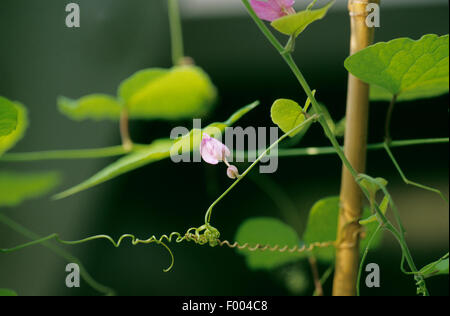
[332,0,379,296]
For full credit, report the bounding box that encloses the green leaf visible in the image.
[0,288,18,296]
[359,196,389,226]
[53,102,259,199]
[53,139,173,200]
[122,65,217,120]
[235,217,305,270]
[370,84,450,103]
[0,172,61,208]
[0,97,18,136]
[0,101,28,156]
[360,177,388,198]
[345,34,449,101]
[271,99,306,137]
[271,1,335,38]
[58,66,217,121]
[118,68,168,103]
[58,94,122,121]
[303,197,382,262]
[419,255,449,279]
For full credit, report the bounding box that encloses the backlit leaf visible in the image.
[271,99,306,137]
[0,172,61,208]
[0,96,18,136]
[345,34,449,101]
[271,1,335,38]
[123,65,217,120]
[0,101,28,156]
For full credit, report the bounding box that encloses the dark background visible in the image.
[0,0,448,296]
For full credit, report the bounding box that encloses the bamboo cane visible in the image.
[332,0,379,296]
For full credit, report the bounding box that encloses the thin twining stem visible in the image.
[385,95,398,142]
[204,114,319,224]
[263,138,448,158]
[0,213,114,296]
[383,95,448,204]
[384,142,449,204]
[0,229,190,273]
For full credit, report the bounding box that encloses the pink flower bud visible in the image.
[200,133,231,165]
[250,0,296,22]
[226,165,240,179]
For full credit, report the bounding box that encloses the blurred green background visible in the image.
[0,0,448,296]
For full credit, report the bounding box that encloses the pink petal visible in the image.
[250,0,284,21]
[200,134,231,165]
[274,0,295,8]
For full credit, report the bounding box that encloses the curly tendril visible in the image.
[217,240,335,253]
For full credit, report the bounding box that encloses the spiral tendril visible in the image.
[216,240,335,253]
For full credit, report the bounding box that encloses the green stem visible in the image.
[0,144,149,162]
[357,174,428,295]
[0,213,114,296]
[2,138,446,162]
[274,138,449,158]
[383,142,449,203]
[385,95,398,142]
[168,0,185,65]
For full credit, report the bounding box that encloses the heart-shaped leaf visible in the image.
[58,66,217,121]
[235,217,305,270]
[0,97,18,136]
[0,172,60,207]
[271,99,306,137]
[271,1,335,38]
[124,66,217,120]
[303,196,382,262]
[0,100,28,157]
[345,34,449,101]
